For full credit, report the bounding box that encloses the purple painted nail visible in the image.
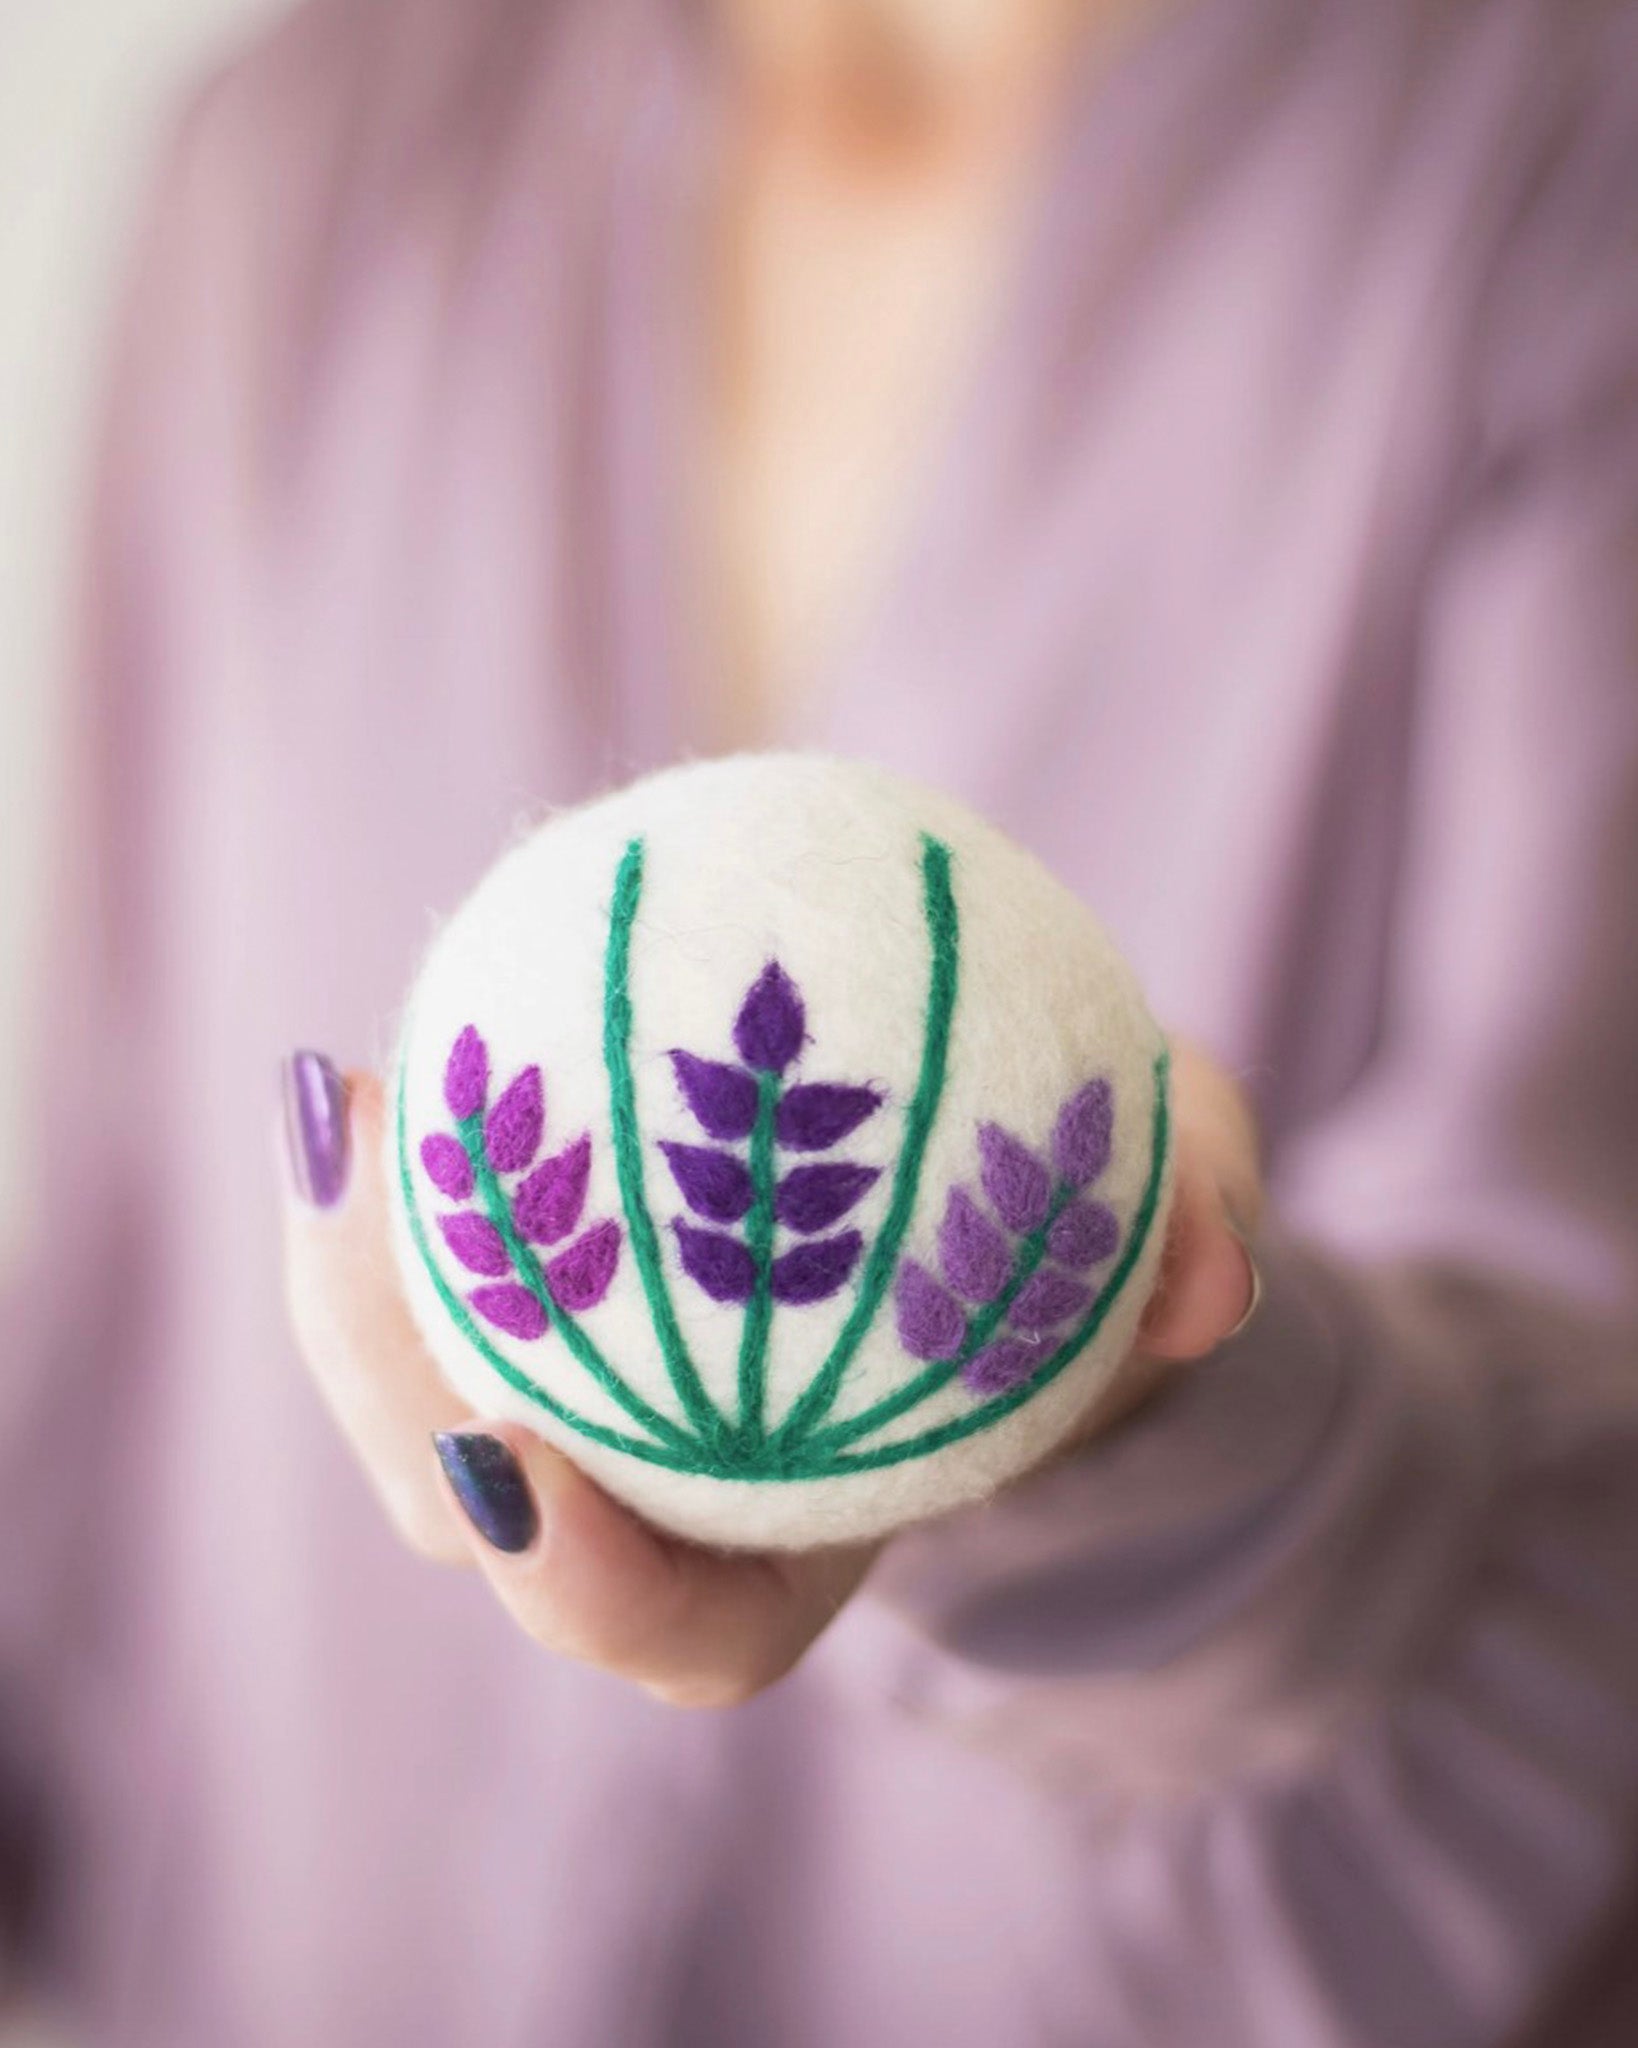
[281,1051,351,1209]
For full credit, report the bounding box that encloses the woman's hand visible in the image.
[278,1040,1260,1707]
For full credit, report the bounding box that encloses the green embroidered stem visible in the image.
[735,1070,780,1443]
[766,834,960,1453]
[603,839,735,1451]
[800,1183,1075,1458]
[799,1046,1173,1475]
[394,1071,700,1470]
[459,1114,700,1456]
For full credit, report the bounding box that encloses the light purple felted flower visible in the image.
[977,1124,1052,1233]
[421,1028,623,1341]
[938,1187,1010,1303]
[894,1260,967,1362]
[897,1073,1127,1401]
[1047,1198,1119,1270]
[469,1284,548,1342]
[733,961,806,1075]
[513,1135,591,1246]
[962,1336,1046,1397]
[546,1219,621,1313]
[438,1212,510,1277]
[420,1133,474,1201]
[485,1065,544,1175]
[1052,1079,1114,1190]
[444,1025,489,1121]
[669,965,883,1312]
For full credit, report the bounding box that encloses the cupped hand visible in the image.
[277,1039,1260,1707]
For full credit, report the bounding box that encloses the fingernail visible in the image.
[280,1051,351,1209]
[433,1431,540,1554]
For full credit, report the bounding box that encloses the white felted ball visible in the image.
[386,755,1174,1551]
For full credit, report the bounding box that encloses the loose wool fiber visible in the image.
[386,755,1174,1551]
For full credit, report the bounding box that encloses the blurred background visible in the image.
[0,11,272,2038]
[0,0,276,1274]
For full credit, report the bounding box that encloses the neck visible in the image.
[708,0,1123,145]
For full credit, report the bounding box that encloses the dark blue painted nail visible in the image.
[281,1051,351,1209]
[433,1432,539,1554]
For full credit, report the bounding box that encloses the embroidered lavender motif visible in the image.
[666,962,883,1311]
[894,1080,1123,1397]
[396,832,1172,1481]
[419,1024,621,1342]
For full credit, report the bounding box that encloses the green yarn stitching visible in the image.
[765,833,960,1452]
[735,1069,781,1442]
[394,1067,702,1469]
[603,839,737,1455]
[458,1111,701,1456]
[812,1046,1172,1474]
[398,840,1171,1488]
[799,1181,1077,1459]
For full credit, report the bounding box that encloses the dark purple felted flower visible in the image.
[1053,1079,1114,1190]
[444,1026,489,1121]
[670,1050,760,1142]
[469,1283,548,1341]
[938,1186,1011,1303]
[894,1259,967,1362]
[1010,1268,1092,1334]
[962,1336,1045,1397]
[673,1220,757,1305]
[546,1219,621,1313]
[1047,1198,1120,1270]
[733,962,806,1075]
[777,1083,883,1152]
[771,1231,862,1305]
[775,1162,879,1234]
[438,1212,510,1277]
[513,1135,591,1245]
[420,1132,474,1202]
[662,1141,755,1225]
[977,1124,1052,1234]
[485,1066,544,1175]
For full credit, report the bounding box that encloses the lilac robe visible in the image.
[8,0,1638,2040]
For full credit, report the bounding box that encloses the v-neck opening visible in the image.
[604,0,1276,769]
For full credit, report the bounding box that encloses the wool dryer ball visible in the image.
[386,754,1176,1551]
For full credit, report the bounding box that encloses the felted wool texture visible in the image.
[385,753,1174,1551]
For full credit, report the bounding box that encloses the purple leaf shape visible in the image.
[438,1212,509,1277]
[420,1132,473,1201]
[670,1050,759,1142]
[673,1220,757,1304]
[775,1162,879,1234]
[1053,1079,1115,1189]
[894,1259,968,1362]
[777,1083,884,1152]
[485,1065,544,1175]
[470,1283,548,1341]
[977,1124,1052,1234]
[733,962,806,1075]
[513,1135,591,1245]
[546,1219,621,1312]
[962,1336,1046,1397]
[1048,1198,1120,1270]
[771,1231,863,1305]
[938,1186,1011,1303]
[1010,1268,1092,1334]
[661,1141,754,1225]
[444,1026,489,1121]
